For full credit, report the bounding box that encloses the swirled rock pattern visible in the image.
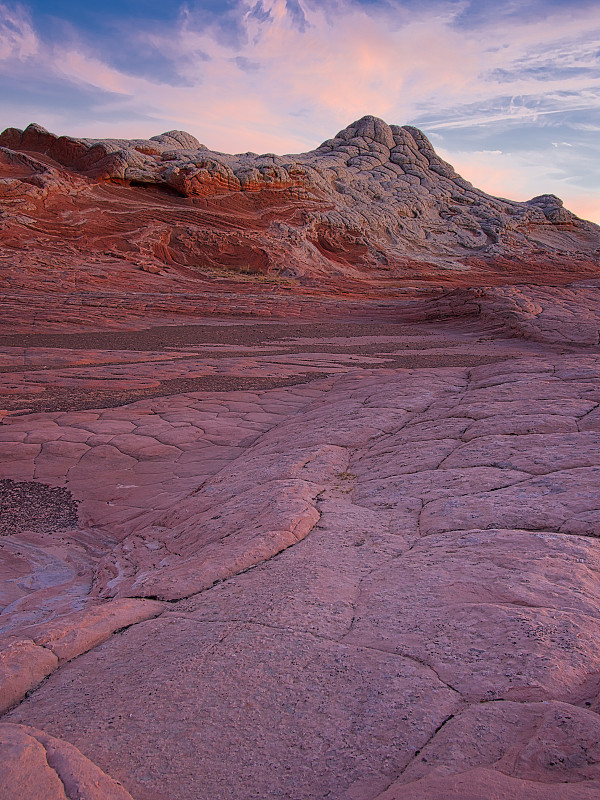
[1,115,599,285]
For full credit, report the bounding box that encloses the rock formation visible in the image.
[1,116,600,800]
[1,115,599,283]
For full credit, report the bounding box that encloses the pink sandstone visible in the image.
[1,115,600,800]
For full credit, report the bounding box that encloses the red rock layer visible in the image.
[1,115,600,800]
[1,116,599,286]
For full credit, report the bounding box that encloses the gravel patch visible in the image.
[0,479,79,535]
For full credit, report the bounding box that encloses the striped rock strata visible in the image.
[1,115,599,282]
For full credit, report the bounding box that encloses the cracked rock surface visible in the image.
[2,299,600,799]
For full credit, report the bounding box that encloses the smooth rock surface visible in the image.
[0,723,134,800]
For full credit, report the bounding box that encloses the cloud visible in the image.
[0,2,37,60]
[0,0,598,220]
[3,1,599,142]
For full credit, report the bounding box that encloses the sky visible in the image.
[1,0,599,223]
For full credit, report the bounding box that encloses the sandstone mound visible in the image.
[1,116,598,282]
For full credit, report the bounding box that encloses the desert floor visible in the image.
[2,292,600,800]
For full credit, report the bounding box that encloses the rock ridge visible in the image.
[1,115,598,281]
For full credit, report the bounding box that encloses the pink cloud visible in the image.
[8,0,598,150]
[0,2,37,60]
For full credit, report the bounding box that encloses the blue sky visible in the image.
[1,0,599,222]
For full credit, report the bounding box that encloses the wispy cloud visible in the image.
[0,0,598,221]
[0,1,36,59]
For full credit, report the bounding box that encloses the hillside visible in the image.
[2,116,600,800]
[2,115,599,285]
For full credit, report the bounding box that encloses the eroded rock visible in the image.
[0,723,134,800]
[1,116,598,284]
[2,341,600,799]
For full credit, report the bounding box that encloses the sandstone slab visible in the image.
[2,308,600,800]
